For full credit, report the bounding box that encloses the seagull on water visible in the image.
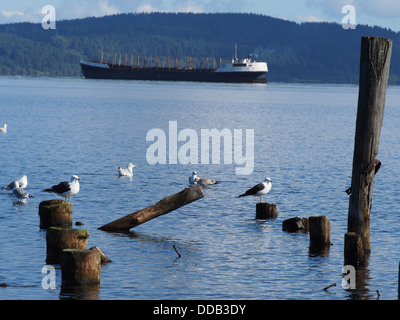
[238,177,273,203]
[2,175,28,190]
[12,181,34,202]
[0,124,7,133]
[189,171,218,187]
[43,175,81,203]
[118,163,137,177]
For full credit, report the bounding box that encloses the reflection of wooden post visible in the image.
[347,36,392,255]
[61,249,101,285]
[99,186,204,232]
[39,200,72,229]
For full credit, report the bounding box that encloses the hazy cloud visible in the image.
[1,10,24,17]
[295,14,326,23]
[56,0,119,20]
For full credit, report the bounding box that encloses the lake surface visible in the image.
[0,77,399,300]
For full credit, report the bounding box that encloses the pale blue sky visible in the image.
[1,0,400,31]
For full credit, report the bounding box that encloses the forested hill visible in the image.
[0,12,399,84]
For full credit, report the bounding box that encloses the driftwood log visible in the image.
[98,185,204,232]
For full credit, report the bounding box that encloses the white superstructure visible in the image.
[216,44,268,73]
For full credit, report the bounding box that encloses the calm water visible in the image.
[0,77,399,300]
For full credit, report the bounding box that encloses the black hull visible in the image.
[80,62,267,83]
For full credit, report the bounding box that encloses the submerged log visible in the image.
[282,217,309,232]
[39,199,72,229]
[61,249,101,285]
[98,185,204,232]
[46,227,89,263]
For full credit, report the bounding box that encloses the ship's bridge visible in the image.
[217,57,268,73]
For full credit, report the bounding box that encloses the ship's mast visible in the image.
[234,43,237,59]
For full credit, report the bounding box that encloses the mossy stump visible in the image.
[46,227,89,264]
[39,199,72,229]
[255,202,277,219]
[61,249,101,286]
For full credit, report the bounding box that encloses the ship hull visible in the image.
[80,61,267,83]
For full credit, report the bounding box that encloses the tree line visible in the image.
[0,12,399,84]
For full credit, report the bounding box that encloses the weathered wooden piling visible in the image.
[398,261,400,298]
[61,249,101,286]
[344,232,365,266]
[282,217,308,232]
[99,185,204,232]
[39,199,72,229]
[255,202,277,219]
[309,216,330,251]
[346,36,392,258]
[46,227,89,264]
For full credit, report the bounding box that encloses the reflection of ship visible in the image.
[80,45,268,83]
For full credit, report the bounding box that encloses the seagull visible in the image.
[2,175,28,190]
[238,177,273,203]
[12,181,34,202]
[43,175,81,203]
[118,163,137,177]
[189,171,218,187]
[0,124,7,133]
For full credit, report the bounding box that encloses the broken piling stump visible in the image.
[39,200,72,229]
[99,185,204,232]
[344,232,365,267]
[309,216,330,252]
[46,227,89,264]
[282,217,308,232]
[255,202,277,219]
[61,249,101,286]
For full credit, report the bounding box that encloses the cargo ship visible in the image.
[80,47,268,83]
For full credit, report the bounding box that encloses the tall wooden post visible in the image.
[347,36,392,255]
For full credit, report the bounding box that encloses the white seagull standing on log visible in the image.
[43,175,81,203]
[238,177,273,203]
[189,171,218,187]
[118,163,137,177]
